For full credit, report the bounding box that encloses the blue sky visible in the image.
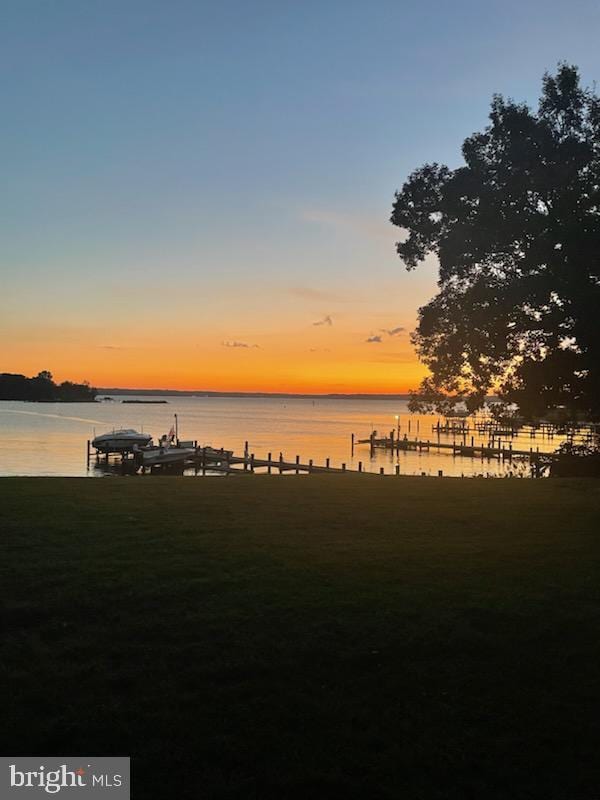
[2,0,600,390]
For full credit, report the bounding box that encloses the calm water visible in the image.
[0,396,563,478]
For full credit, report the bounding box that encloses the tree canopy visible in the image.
[391,64,600,421]
[0,372,96,402]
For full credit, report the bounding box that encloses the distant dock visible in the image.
[356,432,544,463]
[122,400,169,404]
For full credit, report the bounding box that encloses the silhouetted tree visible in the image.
[0,372,96,401]
[391,64,600,421]
[32,370,56,400]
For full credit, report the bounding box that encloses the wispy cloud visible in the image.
[98,345,127,350]
[312,315,333,327]
[366,335,383,343]
[308,347,331,352]
[380,326,406,337]
[222,340,260,349]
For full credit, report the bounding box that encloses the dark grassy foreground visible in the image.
[2,476,600,799]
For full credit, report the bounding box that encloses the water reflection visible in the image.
[0,396,578,478]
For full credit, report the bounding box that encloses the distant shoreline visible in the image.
[98,388,414,400]
[1,398,98,404]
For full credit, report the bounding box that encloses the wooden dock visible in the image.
[87,440,379,476]
[223,454,349,474]
[356,433,547,464]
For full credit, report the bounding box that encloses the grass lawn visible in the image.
[2,475,600,799]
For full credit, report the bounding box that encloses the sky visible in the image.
[2,0,600,393]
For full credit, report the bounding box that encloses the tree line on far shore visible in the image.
[0,371,97,402]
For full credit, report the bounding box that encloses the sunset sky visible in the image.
[2,0,600,393]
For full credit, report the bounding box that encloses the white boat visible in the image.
[139,444,234,470]
[140,444,196,468]
[92,428,152,453]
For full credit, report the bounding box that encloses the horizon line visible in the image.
[98,387,416,399]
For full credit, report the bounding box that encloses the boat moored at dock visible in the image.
[92,428,152,453]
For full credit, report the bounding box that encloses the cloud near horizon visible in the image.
[380,326,406,337]
[366,335,383,343]
[222,340,260,349]
[312,315,333,327]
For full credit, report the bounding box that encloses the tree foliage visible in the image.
[0,372,96,401]
[391,64,600,421]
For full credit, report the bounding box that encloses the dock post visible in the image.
[267,452,272,474]
[395,464,400,475]
[279,452,283,474]
[244,440,249,457]
[342,462,346,471]
[358,461,362,472]
[250,453,255,473]
[438,469,443,477]
[380,467,384,475]
[370,431,374,457]
[202,447,206,475]
[309,458,313,473]
[471,436,474,447]
[295,455,300,475]
[326,457,330,469]
[351,432,355,454]
[86,440,90,469]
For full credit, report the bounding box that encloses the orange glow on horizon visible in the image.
[2,333,427,394]
[1,274,434,394]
